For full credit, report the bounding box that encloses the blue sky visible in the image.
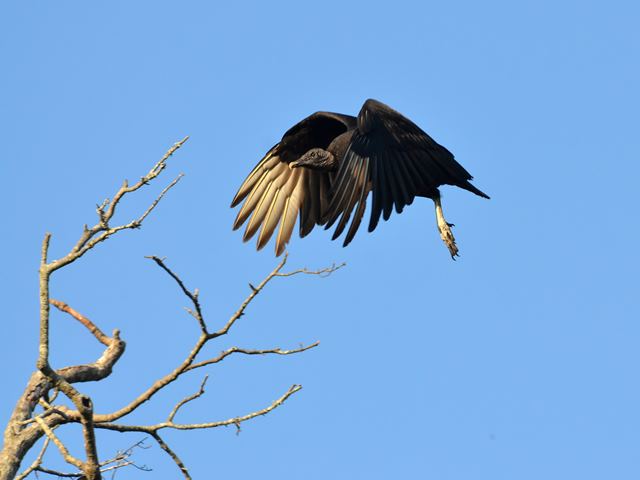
[2,1,639,478]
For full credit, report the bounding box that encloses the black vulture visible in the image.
[231,99,489,258]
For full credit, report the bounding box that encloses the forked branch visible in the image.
[91,254,337,425]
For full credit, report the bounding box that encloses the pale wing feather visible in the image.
[276,169,305,255]
[231,146,279,207]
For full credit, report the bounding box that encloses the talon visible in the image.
[438,222,459,258]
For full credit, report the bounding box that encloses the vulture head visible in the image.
[289,148,336,171]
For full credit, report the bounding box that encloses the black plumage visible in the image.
[231,99,489,257]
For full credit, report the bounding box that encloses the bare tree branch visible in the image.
[33,417,83,470]
[29,138,188,479]
[77,397,100,479]
[36,137,188,373]
[14,438,150,480]
[29,439,152,479]
[12,254,331,478]
[92,256,330,425]
[1,326,125,475]
[96,383,302,434]
[0,139,190,480]
[37,233,53,373]
[150,432,191,480]
[33,466,80,478]
[49,300,111,346]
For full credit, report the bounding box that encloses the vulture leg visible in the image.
[434,194,459,259]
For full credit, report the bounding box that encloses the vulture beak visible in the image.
[288,161,300,169]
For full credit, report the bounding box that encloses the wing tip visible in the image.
[230,195,243,208]
[462,181,490,199]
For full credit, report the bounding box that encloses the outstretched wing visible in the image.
[324,98,489,246]
[231,111,353,256]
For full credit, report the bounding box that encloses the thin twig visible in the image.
[69,172,183,260]
[185,342,320,372]
[15,438,50,480]
[208,255,289,340]
[168,376,209,422]
[137,174,185,225]
[275,262,346,278]
[146,256,206,333]
[99,438,150,468]
[18,397,69,427]
[100,137,189,230]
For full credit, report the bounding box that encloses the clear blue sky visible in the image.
[2,1,639,478]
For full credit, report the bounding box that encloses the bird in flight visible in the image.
[231,99,489,258]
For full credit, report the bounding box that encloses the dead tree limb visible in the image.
[0,137,342,480]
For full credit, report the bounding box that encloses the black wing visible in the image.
[324,99,489,246]
[231,111,352,256]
